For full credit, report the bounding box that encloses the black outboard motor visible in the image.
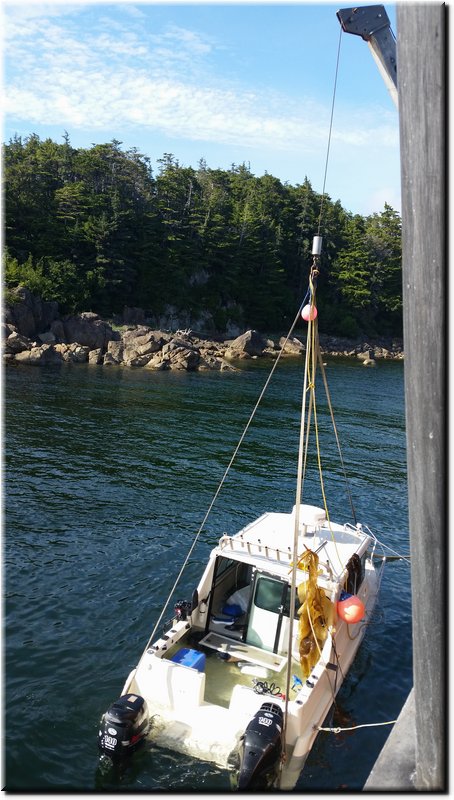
[98,694,149,760]
[174,599,193,621]
[236,702,284,790]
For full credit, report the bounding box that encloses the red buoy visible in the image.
[337,593,365,624]
[301,304,318,321]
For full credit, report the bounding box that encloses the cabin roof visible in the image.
[216,506,370,585]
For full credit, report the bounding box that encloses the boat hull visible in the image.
[121,557,379,789]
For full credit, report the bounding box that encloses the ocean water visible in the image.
[4,357,412,791]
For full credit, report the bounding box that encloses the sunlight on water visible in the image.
[4,358,411,791]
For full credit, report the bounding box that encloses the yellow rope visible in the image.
[303,281,344,573]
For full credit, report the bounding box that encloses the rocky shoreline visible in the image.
[3,287,403,371]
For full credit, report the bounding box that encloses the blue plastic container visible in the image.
[171,647,206,672]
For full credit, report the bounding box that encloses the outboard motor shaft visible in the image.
[236,702,284,790]
[98,694,149,760]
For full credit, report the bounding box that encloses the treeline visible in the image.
[3,134,402,337]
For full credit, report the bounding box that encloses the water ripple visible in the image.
[4,359,411,791]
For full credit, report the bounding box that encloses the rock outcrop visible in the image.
[2,289,404,371]
[224,330,268,360]
[62,312,115,350]
[4,286,58,338]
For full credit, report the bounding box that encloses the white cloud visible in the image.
[3,5,399,158]
[150,24,214,56]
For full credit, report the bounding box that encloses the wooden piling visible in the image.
[397,3,446,790]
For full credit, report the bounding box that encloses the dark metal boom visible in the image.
[336,5,398,108]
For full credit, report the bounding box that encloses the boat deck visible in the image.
[199,631,288,672]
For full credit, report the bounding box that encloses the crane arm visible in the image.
[337,5,398,108]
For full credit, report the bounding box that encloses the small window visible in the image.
[214,557,236,580]
[254,577,286,614]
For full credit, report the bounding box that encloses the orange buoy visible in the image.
[337,592,365,624]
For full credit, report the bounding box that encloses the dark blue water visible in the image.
[4,358,412,791]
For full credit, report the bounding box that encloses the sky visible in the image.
[2,0,400,216]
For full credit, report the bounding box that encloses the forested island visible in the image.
[3,134,402,339]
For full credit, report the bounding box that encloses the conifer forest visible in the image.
[3,135,402,337]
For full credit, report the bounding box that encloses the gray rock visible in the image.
[4,290,36,337]
[357,348,375,361]
[124,353,153,368]
[278,336,305,355]
[224,329,267,358]
[63,312,114,350]
[167,346,200,371]
[4,287,58,338]
[161,337,192,356]
[103,352,118,366]
[4,331,33,354]
[38,331,56,344]
[54,343,72,362]
[14,350,32,364]
[121,328,162,359]
[220,359,237,371]
[50,319,66,341]
[1,323,16,340]
[18,344,63,365]
[144,355,168,370]
[67,343,89,363]
[88,348,103,365]
[106,340,124,363]
[32,295,59,333]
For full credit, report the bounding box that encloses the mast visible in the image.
[281,236,322,781]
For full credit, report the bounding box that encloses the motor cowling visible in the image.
[174,599,193,621]
[98,693,149,759]
[236,702,284,790]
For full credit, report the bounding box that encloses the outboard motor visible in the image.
[174,599,193,621]
[98,694,149,760]
[235,702,284,790]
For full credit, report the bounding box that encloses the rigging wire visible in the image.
[145,27,346,664]
[139,298,311,657]
[367,533,411,565]
[280,30,347,780]
[282,307,313,742]
[317,344,357,524]
[317,25,343,236]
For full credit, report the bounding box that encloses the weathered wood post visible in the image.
[397,4,446,789]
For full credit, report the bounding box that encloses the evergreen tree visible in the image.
[2,135,402,336]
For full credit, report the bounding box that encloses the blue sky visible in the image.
[3,1,400,215]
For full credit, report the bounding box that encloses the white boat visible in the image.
[98,242,385,790]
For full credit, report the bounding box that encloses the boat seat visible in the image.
[210,614,245,640]
[135,655,206,710]
[209,584,250,633]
